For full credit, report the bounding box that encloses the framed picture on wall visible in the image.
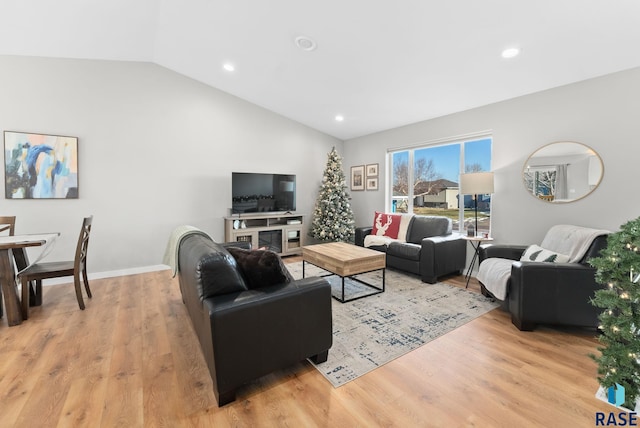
[366,163,379,177]
[366,177,379,191]
[350,165,365,191]
[4,131,79,199]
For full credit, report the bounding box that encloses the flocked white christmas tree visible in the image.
[309,147,355,242]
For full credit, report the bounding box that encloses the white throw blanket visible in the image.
[363,213,413,248]
[162,225,212,277]
[540,224,610,263]
[363,235,399,248]
[476,258,513,300]
[477,224,610,300]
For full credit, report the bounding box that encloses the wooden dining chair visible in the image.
[0,216,16,318]
[0,215,42,316]
[0,216,16,236]
[18,216,93,319]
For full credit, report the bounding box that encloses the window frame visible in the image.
[387,132,492,233]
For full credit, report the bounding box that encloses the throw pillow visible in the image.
[226,247,294,289]
[520,244,570,263]
[371,211,402,239]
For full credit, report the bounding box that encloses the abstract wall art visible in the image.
[4,131,79,199]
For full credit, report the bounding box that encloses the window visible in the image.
[389,136,492,233]
[523,167,556,198]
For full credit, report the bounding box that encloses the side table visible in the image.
[463,236,494,288]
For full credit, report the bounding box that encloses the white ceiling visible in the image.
[2,0,640,140]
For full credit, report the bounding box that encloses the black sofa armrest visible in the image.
[203,276,333,404]
[222,241,252,250]
[355,226,373,247]
[479,244,529,263]
[420,233,467,283]
[508,261,603,331]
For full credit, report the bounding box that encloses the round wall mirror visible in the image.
[523,141,604,203]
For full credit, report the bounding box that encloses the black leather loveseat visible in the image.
[355,214,466,283]
[177,234,332,406]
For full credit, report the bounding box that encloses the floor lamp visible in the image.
[460,172,494,236]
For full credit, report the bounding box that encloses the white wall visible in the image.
[0,56,341,276]
[3,56,637,276]
[344,67,640,245]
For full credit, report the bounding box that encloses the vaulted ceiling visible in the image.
[2,1,640,140]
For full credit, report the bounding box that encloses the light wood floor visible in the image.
[0,260,613,427]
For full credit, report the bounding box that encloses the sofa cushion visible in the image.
[387,241,421,261]
[367,244,388,253]
[407,216,452,244]
[371,211,402,239]
[520,244,570,263]
[227,247,294,289]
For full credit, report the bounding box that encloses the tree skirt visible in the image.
[286,262,500,387]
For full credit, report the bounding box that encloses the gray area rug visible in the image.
[286,262,499,387]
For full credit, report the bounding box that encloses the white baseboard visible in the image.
[42,264,171,286]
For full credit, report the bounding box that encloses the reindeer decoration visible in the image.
[374,213,394,236]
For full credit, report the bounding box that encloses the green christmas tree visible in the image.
[309,147,355,242]
[589,216,640,409]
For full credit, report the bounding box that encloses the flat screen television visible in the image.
[231,172,296,214]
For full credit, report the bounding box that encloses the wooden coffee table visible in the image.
[302,242,386,303]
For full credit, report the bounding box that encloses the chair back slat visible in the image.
[74,216,93,273]
[0,216,16,236]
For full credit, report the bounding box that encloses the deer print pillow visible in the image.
[371,211,402,239]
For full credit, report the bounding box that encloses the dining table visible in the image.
[0,233,59,326]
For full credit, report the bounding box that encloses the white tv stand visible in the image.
[224,213,304,256]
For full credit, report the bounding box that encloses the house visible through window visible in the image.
[389,136,492,233]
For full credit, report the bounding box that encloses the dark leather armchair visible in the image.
[177,234,332,406]
[478,234,608,331]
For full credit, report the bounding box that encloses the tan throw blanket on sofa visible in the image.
[163,225,212,277]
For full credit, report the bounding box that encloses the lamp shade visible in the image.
[459,172,494,195]
[279,181,295,192]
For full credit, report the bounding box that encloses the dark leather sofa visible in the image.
[177,234,332,406]
[478,235,608,331]
[355,215,466,283]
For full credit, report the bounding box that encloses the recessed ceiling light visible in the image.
[335,115,344,122]
[295,36,317,51]
[501,47,520,59]
[223,63,235,72]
